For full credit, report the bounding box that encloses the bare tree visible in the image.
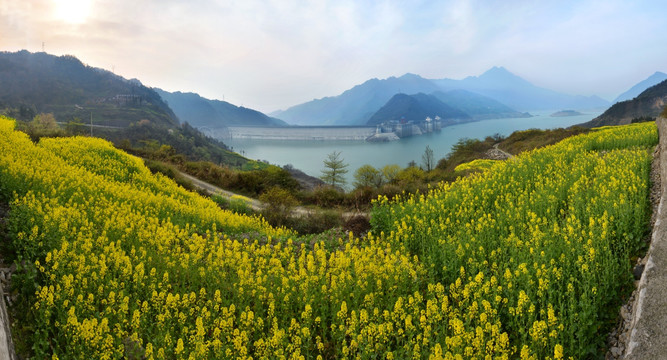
[422,145,434,171]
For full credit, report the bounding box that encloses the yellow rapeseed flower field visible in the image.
[0,115,658,359]
[372,121,656,359]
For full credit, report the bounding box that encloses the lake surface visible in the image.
[226,110,601,188]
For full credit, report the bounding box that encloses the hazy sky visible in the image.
[2,0,667,112]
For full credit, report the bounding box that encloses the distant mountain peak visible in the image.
[613,71,667,103]
[483,66,509,74]
[478,66,526,83]
[398,73,423,80]
[279,66,610,125]
[277,73,440,125]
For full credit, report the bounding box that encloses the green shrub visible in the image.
[210,193,230,208]
[348,186,378,211]
[229,195,253,215]
[308,186,346,208]
[288,210,343,235]
[259,187,298,227]
[143,159,195,191]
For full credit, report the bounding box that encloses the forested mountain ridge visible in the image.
[579,79,667,127]
[0,50,177,127]
[155,89,287,128]
[0,50,248,166]
[366,93,470,126]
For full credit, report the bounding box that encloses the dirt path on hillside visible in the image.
[178,172,265,211]
[178,171,365,220]
[483,143,514,160]
[493,143,514,158]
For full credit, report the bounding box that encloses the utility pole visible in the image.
[90,112,93,136]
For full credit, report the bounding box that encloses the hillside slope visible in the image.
[0,50,177,127]
[0,50,249,166]
[614,71,667,103]
[155,89,287,128]
[431,89,530,120]
[366,93,470,126]
[580,79,667,127]
[1,114,658,359]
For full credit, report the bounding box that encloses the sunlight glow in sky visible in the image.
[51,0,93,24]
[2,0,667,112]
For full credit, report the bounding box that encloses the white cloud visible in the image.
[1,0,667,110]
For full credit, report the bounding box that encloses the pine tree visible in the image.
[320,151,349,188]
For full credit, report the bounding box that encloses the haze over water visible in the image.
[226,110,601,187]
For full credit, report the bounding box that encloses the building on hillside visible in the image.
[111,94,144,106]
[396,122,413,138]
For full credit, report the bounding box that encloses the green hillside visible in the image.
[0,50,254,167]
[0,50,176,127]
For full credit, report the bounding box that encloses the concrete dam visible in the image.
[204,117,443,142]
[215,126,378,141]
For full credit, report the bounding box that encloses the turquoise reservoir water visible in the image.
[226,110,601,187]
